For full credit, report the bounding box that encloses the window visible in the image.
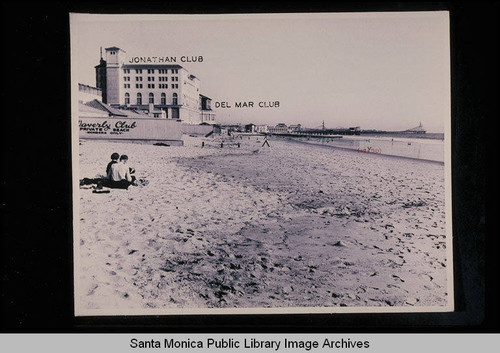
[147,69,155,74]
[149,93,154,104]
[124,69,130,74]
[147,84,155,89]
[172,69,178,74]
[137,93,142,105]
[135,76,143,82]
[124,76,130,81]
[171,84,178,89]
[135,84,143,88]
[161,93,166,105]
[135,69,142,74]
[159,84,168,89]
[124,84,130,88]
[125,93,130,105]
[148,76,155,81]
[172,93,178,105]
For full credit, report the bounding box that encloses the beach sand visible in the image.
[76,135,449,312]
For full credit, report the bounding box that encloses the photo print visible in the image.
[71,12,453,316]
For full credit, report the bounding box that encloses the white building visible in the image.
[288,124,302,132]
[95,46,215,124]
[254,124,269,133]
[268,123,288,134]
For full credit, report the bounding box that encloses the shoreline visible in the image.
[270,136,445,165]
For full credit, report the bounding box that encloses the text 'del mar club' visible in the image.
[214,101,280,108]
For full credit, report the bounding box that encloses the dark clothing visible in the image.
[106,160,119,175]
[104,179,132,190]
[80,177,102,186]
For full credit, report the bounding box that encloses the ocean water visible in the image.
[272,133,445,163]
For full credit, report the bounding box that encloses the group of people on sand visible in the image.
[80,152,137,191]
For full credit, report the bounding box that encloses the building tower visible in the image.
[94,47,107,103]
[103,47,126,106]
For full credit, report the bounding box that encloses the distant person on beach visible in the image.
[107,155,136,189]
[106,152,120,175]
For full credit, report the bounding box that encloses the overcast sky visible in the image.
[71,12,450,132]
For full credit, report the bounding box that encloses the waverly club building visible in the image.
[95,46,216,125]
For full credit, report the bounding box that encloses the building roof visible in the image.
[78,83,100,90]
[127,109,149,116]
[78,83,102,96]
[105,46,125,52]
[79,101,108,116]
[81,99,164,118]
[82,99,128,117]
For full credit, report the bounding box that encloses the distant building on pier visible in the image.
[288,124,302,132]
[268,123,288,134]
[254,124,269,134]
[245,123,256,133]
[404,122,426,134]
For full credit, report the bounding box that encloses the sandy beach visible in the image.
[76,135,450,312]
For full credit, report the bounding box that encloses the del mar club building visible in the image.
[95,46,216,125]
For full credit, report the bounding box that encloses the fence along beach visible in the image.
[76,134,449,313]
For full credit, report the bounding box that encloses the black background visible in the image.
[1,2,496,333]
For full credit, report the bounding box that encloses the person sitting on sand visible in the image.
[106,152,120,175]
[107,154,135,189]
[82,153,118,187]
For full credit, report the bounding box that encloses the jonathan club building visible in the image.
[95,46,216,125]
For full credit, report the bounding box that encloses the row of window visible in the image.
[123,69,179,74]
[123,83,179,89]
[159,84,179,88]
[159,69,178,74]
[125,92,178,105]
[123,76,179,82]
